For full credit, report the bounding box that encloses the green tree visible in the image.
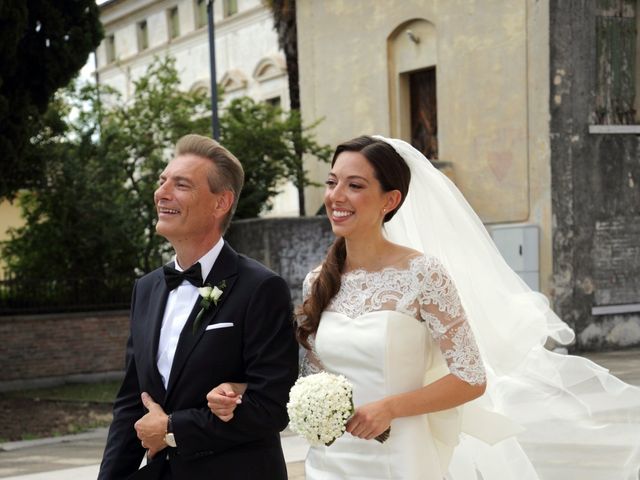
[220,97,289,218]
[220,97,330,218]
[2,56,329,311]
[279,110,332,209]
[1,82,138,307]
[0,0,103,199]
[104,56,211,272]
[1,56,212,307]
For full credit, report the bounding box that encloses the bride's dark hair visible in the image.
[297,136,411,350]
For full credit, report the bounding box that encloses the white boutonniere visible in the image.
[193,280,226,333]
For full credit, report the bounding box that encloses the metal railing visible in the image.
[0,272,132,315]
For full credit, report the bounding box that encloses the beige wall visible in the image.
[297,0,553,293]
[0,200,23,273]
[0,200,22,243]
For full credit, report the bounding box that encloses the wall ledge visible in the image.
[592,303,640,316]
[588,125,640,134]
[0,371,125,393]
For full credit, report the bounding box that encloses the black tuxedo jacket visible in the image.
[98,242,299,479]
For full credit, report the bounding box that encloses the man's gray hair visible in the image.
[175,134,244,233]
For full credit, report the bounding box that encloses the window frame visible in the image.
[105,34,116,64]
[167,6,180,40]
[137,19,149,51]
[195,0,207,29]
[223,0,238,18]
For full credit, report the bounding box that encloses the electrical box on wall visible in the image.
[488,224,540,291]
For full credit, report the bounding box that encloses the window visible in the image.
[409,67,438,159]
[223,0,238,18]
[595,0,636,124]
[137,20,148,51]
[106,34,116,63]
[195,0,207,29]
[168,6,180,40]
[265,96,281,108]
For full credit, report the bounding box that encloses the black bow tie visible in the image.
[163,262,203,290]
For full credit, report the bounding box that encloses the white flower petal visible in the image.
[198,286,213,297]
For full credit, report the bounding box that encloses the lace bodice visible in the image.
[300,255,486,385]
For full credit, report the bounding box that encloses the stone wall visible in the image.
[550,2,640,350]
[226,216,335,306]
[0,311,129,387]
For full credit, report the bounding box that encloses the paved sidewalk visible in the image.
[0,429,308,480]
[1,349,639,479]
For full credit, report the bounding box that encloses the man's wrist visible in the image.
[164,413,177,448]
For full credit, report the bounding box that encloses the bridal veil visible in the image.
[375,135,640,479]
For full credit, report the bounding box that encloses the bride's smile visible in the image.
[324,150,397,241]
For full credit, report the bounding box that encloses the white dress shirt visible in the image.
[156,237,225,389]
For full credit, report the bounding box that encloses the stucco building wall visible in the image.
[296,0,554,294]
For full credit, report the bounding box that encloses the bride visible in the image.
[297,135,487,479]
[209,135,640,479]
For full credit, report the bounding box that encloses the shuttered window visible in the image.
[595,0,637,124]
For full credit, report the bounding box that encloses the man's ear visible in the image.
[213,190,235,218]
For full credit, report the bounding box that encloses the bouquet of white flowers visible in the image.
[287,371,390,446]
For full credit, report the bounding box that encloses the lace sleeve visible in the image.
[299,269,325,377]
[419,257,486,386]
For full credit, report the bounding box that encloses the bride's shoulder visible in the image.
[303,265,322,285]
[387,244,425,267]
[307,264,322,276]
[302,266,322,299]
[409,252,449,273]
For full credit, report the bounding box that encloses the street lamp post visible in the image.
[207,0,220,140]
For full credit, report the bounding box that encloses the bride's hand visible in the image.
[206,382,247,422]
[346,399,392,440]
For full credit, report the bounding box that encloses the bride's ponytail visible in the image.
[296,236,346,350]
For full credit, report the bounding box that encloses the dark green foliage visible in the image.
[0,0,103,199]
[220,97,330,218]
[103,56,211,272]
[1,82,137,309]
[221,97,290,218]
[1,55,329,312]
[1,57,211,310]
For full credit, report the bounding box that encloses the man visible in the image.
[98,134,298,479]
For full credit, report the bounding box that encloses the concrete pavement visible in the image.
[0,429,308,480]
[1,349,639,479]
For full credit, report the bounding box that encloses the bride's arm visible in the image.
[347,258,486,440]
[346,374,484,440]
[206,382,248,422]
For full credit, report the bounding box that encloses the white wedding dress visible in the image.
[301,253,640,480]
[303,254,488,480]
[300,136,640,479]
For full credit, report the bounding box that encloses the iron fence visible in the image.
[0,271,133,315]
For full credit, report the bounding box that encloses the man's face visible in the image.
[154,154,220,244]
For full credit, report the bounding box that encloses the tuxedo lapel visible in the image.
[165,243,239,402]
[141,272,170,399]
